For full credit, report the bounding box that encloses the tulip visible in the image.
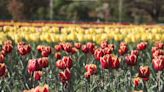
[62,56,73,69]
[34,71,42,81]
[119,45,128,55]
[74,42,81,49]
[59,68,71,83]
[133,77,141,87]
[155,42,164,49]
[100,40,108,49]
[94,49,104,60]
[62,43,72,53]
[137,42,147,51]
[138,66,150,80]
[85,64,97,75]
[38,57,49,68]
[152,49,164,58]
[126,54,138,66]
[71,47,78,54]
[0,54,5,63]
[27,59,40,74]
[111,56,120,69]
[84,72,91,79]
[100,54,111,69]
[131,50,139,56]
[0,63,7,76]
[2,44,13,53]
[54,45,63,51]
[56,60,65,70]
[82,45,89,53]
[54,52,62,59]
[17,42,31,56]
[86,42,95,52]
[152,58,164,71]
[103,47,113,55]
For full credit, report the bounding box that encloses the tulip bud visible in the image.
[0,54,5,63]
[112,57,120,69]
[138,66,150,80]
[59,68,71,83]
[38,57,49,68]
[74,43,81,49]
[126,54,138,66]
[131,50,139,56]
[100,54,111,69]
[137,42,147,51]
[56,60,65,70]
[54,52,62,59]
[133,77,141,87]
[34,71,42,81]
[152,58,164,71]
[85,64,97,75]
[27,59,40,74]
[82,45,89,53]
[0,63,7,77]
[94,49,104,60]
[62,56,73,69]
[100,40,108,49]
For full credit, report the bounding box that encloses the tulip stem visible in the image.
[157,71,162,92]
[143,80,147,92]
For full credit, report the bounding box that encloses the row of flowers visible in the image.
[0,25,164,44]
[0,39,164,91]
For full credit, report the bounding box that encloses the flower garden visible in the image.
[0,22,164,92]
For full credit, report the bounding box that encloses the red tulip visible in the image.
[17,42,31,56]
[33,84,49,92]
[126,54,138,66]
[56,60,65,70]
[152,58,164,71]
[0,63,7,76]
[137,42,147,51]
[138,66,150,80]
[74,43,81,49]
[131,50,139,56]
[100,40,108,49]
[2,44,13,53]
[103,47,113,55]
[0,54,5,63]
[108,44,115,50]
[85,64,97,75]
[155,42,164,49]
[63,43,72,53]
[62,56,73,69]
[86,42,95,52]
[94,49,104,60]
[152,49,164,58]
[84,72,91,79]
[27,59,40,74]
[111,56,120,69]
[71,47,78,54]
[119,45,128,55]
[152,47,159,54]
[34,71,42,81]
[59,68,71,83]
[133,77,141,87]
[0,50,6,57]
[82,45,89,53]
[100,54,111,69]
[55,52,62,59]
[54,45,63,52]
[38,57,49,68]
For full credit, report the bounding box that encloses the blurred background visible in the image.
[0,0,164,23]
